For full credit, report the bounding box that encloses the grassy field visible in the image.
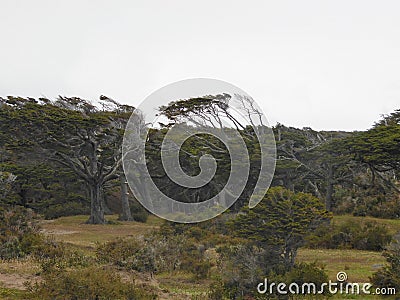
[297,214,400,283]
[40,214,163,248]
[297,248,385,283]
[0,214,399,299]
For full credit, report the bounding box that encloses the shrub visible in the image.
[26,266,157,300]
[213,246,329,299]
[33,237,93,272]
[132,210,149,223]
[96,237,156,273]
[0,206,42,259]
[97,232,212,278]
[130,199,149,223]
[370,240,400,292]
[215,243,283,299]
[283,262,329,295]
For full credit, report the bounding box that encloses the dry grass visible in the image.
[0,259,40,276]
[40,214,162,248]
[0,258,41,292]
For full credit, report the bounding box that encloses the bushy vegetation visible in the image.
[97,237,156,273]
[0,206,42,259]
[209,257,329,299]
[306,219,392,251]
[334,187,400,219]
[214,243,281,298]
[97,229,212,279]
[371,240,400,292]
[129,198,150,223]
[26,266,157,300]
[229,187,330,268]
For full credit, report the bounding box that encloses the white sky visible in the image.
[1,0,399,131]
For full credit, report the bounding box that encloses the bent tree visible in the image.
[0,96,133,224]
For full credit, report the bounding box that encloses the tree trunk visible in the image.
[87,183,106,224]
[118,173,133,221]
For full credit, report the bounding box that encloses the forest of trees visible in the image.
[0,94,399,299]
[1,95,399,221]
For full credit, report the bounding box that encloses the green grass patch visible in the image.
[297,248,385,283]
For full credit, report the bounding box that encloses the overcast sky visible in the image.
[1,0,399,131]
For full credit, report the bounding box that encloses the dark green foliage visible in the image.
[159,93,231,122]
[0,161,90,220]
[145,128,231,205]
[43,201,90,219]
[273,124,354,211]
[349,109,400,173]
[333,181,400,219]
[1,93,398,222]
[230,187,330,268]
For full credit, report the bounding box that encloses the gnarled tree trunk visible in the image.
[86,183,106,224]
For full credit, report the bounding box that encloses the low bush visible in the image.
[33,237,93,273]
[97,231,212,278]
[26,266,157,300]
[215,243,284,299]
[130,199,149,223]
[370,240,400,292]
[96,237,156,273]
[283,262,329,295]
[212,245,329,299]
[0,206,42,259]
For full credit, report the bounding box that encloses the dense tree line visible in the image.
[0,95,399,222]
